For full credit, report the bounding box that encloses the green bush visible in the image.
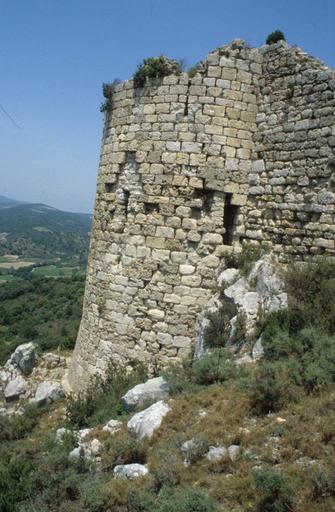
[0,403,42,442]
[163,358,202,396]
[253,468,295,512]
[192,349,238,385]
[182,437,209,465]
[151,445,182,491]
[250,363,284,414]
[203,299,236,349]
[310,466,335,499]
[156,487,219,512]
[103,434,148,470]
[82,478,106,512]
[66,362,147,428]
[286,258,335,336]
[133,56,181,88]
[225,242,262,276]
[266,30,286,45]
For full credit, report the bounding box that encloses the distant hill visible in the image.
[0,201,92,260]
[0,195,27,209]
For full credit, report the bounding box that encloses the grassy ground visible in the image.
[32,265,82,277]
[1,256,334,512]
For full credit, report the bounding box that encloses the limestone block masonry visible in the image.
[68,39,335,392]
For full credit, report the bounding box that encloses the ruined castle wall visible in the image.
[68,41,335,392]
[245,44,335,256]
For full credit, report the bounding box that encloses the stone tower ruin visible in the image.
[68,39,335,392]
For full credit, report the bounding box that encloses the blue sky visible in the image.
[1,0,334,213]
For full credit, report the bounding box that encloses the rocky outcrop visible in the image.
[0,346,69,415]
[195,255,287,358]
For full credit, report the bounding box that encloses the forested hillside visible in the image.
[0,202,91,260]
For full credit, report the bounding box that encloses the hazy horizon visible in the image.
[1,0,334,213]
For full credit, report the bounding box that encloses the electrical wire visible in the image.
[0,102,21,129]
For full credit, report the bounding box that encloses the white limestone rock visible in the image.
[206,446,228,462]
[102,419,123,434]
[113,463,149,479]
[228,444,241,461]
[55,427,72,443]
[248,255,287,313]
[77,428,93,442]
[122,376,169,411]
[252,337,265,360]
[4,376,27,401]
[217,268,239,287]
[9,342,36,375]
[127,400,170,439]
[89,438,103,456]
[33,381,64,406]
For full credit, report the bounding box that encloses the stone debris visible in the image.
[0,346,69,414]
[228,444,241,461]
[127,400,170,439]
[122,376,169,411]
[252,337,264,360]
[206,446,228,462]
[4,376,28,401]
[33,381,64,406]
[102,419,123,434]
[9,342,36,375]
[196,255,287,357]
[113,463,149,479]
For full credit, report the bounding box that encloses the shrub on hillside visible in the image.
[250,363,284,414]
[253,468,295,512]
[66,362,147,428]
[157,487,219,512]
[285,258,335,336]
[192,349,238,385]
[203,299,237,349]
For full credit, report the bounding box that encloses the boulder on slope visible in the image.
[122,376,169,411]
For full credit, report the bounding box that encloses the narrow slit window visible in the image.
[123,189,130,215]
[223,193,239,245]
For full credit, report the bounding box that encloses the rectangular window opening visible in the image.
[223,193,239,245]
[105,183,115,193]
[144,202,159,214]
[190,207,202,219]
[203,190,215,214]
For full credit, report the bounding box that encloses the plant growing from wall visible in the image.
[266,30,286,45]
[100,79,121,113]
[133,56,181,88]
[187,62,201,78]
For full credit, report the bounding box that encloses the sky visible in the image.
[0,0,334,213]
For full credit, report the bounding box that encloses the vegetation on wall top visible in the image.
[133,55,181,88]
[266,30,286,45]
